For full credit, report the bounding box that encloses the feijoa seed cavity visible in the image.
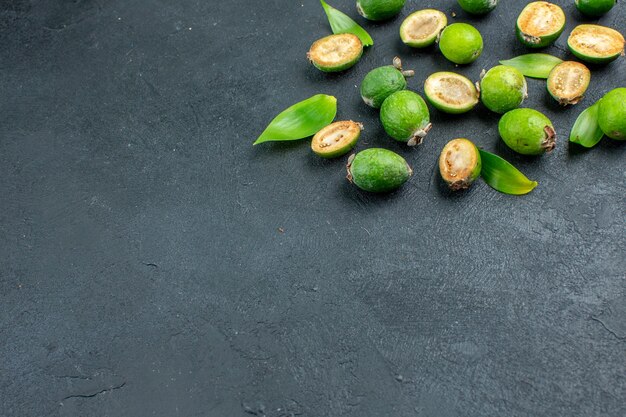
[439,139,482,191]
[400,9,447,48]
[547,61,591,106]
[516,1,566,48]
[311,121,362,158]
[307,33,363,72]
[424,72,479,114]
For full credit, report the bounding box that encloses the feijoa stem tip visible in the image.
[543,126,557,152]
[407,123,433,147]
[392,56,415,78]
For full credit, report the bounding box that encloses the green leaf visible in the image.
[499,54,563,79]
[320,0,373,47]
[569,102,604,148]
[479,150,538,195]
[254,94,337,145]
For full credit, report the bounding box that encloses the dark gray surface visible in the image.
[1,0,625,416]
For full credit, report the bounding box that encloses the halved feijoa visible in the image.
[439,23,483,65]
[424,72,479,114]
[400,9,447,48]
[307,33,363,72]
[439,138,482,191]
[547,61,591,106]
[598,88,626,140]
[347,148,412,192]
[567,25,625,64]
[457,0,499,15]
[479,65,528,114]
[311,121,363,158]
[575,0,615,17]
[516,2,566,48]
[357,0,406,21]
[380,90,432,146]
[360,57,413,109]
[499,108,556,155]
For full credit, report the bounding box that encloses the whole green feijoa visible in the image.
[360,57,413,109]
[357,0,406,21]
[598,88,626,140]
[400,9,447,48]
[457,0,499,15]
[439,23,483,65]
[439,138,482,190]
[499,109,556,155]
[347,148,413,192]
[575,0,615,17]
[480,66,528,114]
[516,2,566,48]
[307,33,363,72]
[380,90,432,146]
[568,25,625,64]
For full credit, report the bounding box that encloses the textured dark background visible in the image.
[1,0,625,416]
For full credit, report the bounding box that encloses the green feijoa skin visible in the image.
[424,72,479,114]
[439,139,482,191]
[380,90,432,146]
[356,0,406,21]
[516,2,566,48]
[346,148,413,192]
[457,0,499,15]
[575,0,615,17]
[307,33,363,72]
[400,9,447,48]
[311,120,363,158]
[598,88,626,140]
[498,109,557,155]
[568,25,625,64]
[547,61,591,106]
[439,23,483,65]
[360,57,414,109]
[480,65,528,114]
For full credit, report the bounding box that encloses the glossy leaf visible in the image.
[499,54,563,79]
[254,94,337,145]
[479,150,538,195]
[320,0,373,47]
[569,102,604,148]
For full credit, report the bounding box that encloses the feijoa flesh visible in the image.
[457,0,499,15]
[360,57,414,109]
[547,61,591,106]
[439,23,484,65]
[357,0,405,21]
[347,148,412,193]
[598,88,626,140]
[567,25,625,64]
[575,0,615,17]
[479,65,528,114]
[380,90,432,146]
[400,9,447,48]
[311,121,363,158]
[424,72,479,114]
[307,33,363,72]
[439,139,482,191]
[516,2,566,48]
[499,109,556,155]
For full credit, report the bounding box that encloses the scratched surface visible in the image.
[0,0,625,416]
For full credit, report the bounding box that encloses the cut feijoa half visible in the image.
[307,33,363,72]
[547,61,591,106]
[567,25,625,64]
[380,90,432,146]
[424,72,479,114]
[346,148,412,193]
[400,9,447,48]
[311,120,363,158]
[360,57,414,109]
[439,138,482,191]
[516,2,566,48]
